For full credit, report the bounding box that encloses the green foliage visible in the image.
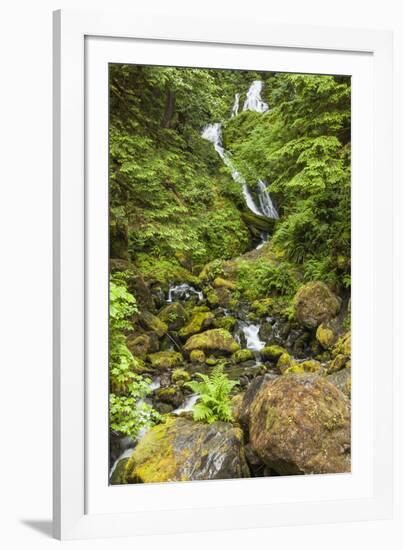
[236,258,298,300]
[185,364,238,424]
[224,73,351,290]
[109,273,161,439]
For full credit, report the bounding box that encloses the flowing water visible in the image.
[167,283,203,303]
[201,81,278,220]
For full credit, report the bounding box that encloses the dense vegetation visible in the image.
[108,64,352,483]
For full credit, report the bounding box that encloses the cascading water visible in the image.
[167,283,203,303]
[242,323,265,351]
[231,93,240,117]
[202,81,278,221]
[243,80,269,113]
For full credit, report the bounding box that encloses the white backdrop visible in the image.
[0,0,401,548]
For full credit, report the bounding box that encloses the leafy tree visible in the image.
[185,364,238,424]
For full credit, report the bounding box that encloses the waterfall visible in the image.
[242,323,265,351]
[243,80,269,113]
[202,81,277,221]
[231,93,240,117]
[201,123,263,217]
[257,180,278,219]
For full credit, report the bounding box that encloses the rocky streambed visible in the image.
[110,259,351,484]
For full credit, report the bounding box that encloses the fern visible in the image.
[185,364,238,424]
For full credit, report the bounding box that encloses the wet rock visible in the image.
[139,311,168,337]
[127,333,151,359]
[125,416,250,483]
[183,329,240,356]
[206,287,234,309]
[110,457,130,485]
[179,310,214,339]
[231,349,254,363]
[249,375,351,475]
[155,387,184,407]
[171,368,191,385]
[190,349,206,363]
[258,321,273,342]
[294,282,341,329]
[261,344,287,362]
[158,302,188,331]
[147,351,183,370]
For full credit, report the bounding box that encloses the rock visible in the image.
[277,352,297,373]
[183,329,240,356]
[213,277,236,290]
[171,368,191,384]
[232,349,254,363]
[206,287,234,309]
[294,282,341,329]
[126,334,151,359]
[241,211,276,234]
[297,359,322,373]
[179,310,214,338]
[155,402,174,414]
[206,357,219,366]
[258,321,273,342]
[251,298,274,317]
[213,315,237,331]
[316,317,343,349]
[190,349,206,364]
[238,374,278,432]
[158,303,188,331]
[139,311,168,337]
[327,368,351,398]
[125,416,250,483]
[147,351,183,370]
[230,393,245,422]
[327,332,351,374]
[110,457,130,485]
[249,375,351,475]
[155,387,184,407]
[261,344,287,362]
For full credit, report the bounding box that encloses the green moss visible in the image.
[213,315,236,331]
[277,352,296,373]
[171,368,191,384]
[251,298,275,317]
[147,351,183,370]
[298,359,321,373]
[213,277,236,290]
[231,349,254,363]
[190,349,206,364]
[139,311,168,337]
[261,344,287,362]
[316,323,335,349]
[158,302,188,330]
[206,357,219,366]
[183,328,240,356]
[179,311,214,338]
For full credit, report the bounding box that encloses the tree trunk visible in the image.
[161,89,176,128]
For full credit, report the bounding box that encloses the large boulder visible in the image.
[179,310,214,339]
[124,416,250,483]
[158,303,188,331]
[249,374,351,475]
[294,282,340,329]
[139,311,168,337]
[183,329,240,356]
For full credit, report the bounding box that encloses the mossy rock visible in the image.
[261,344,287,362]
[139,311,168,337]
[147,351,183,370]
[294,282,341,329]
[277,352,297,374]
[158,302,188,331]
[213,315,237,331]
[125,416,250,483]
[183,329,240,356]
[190,349,206,364]
[171,368,191,384]
[316,317,342,349]
[232,349,254,364]
[327,368,351,398]
[110,457,129,485]
[155,386,184,407]
[213,277,236,290]
[179,311,214,339]
[126,334,151,359]
[251,298,275,318]
[206,357,219,366]
[230,393,245,422]
[327,354,349,374]
[206,287,233,309]
[298,359,322,373]
[248,375,351,475]
[332,332,351,357]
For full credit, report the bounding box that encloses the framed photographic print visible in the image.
[53,9,393,540]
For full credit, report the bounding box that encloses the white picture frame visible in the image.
[53,9,393,540]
